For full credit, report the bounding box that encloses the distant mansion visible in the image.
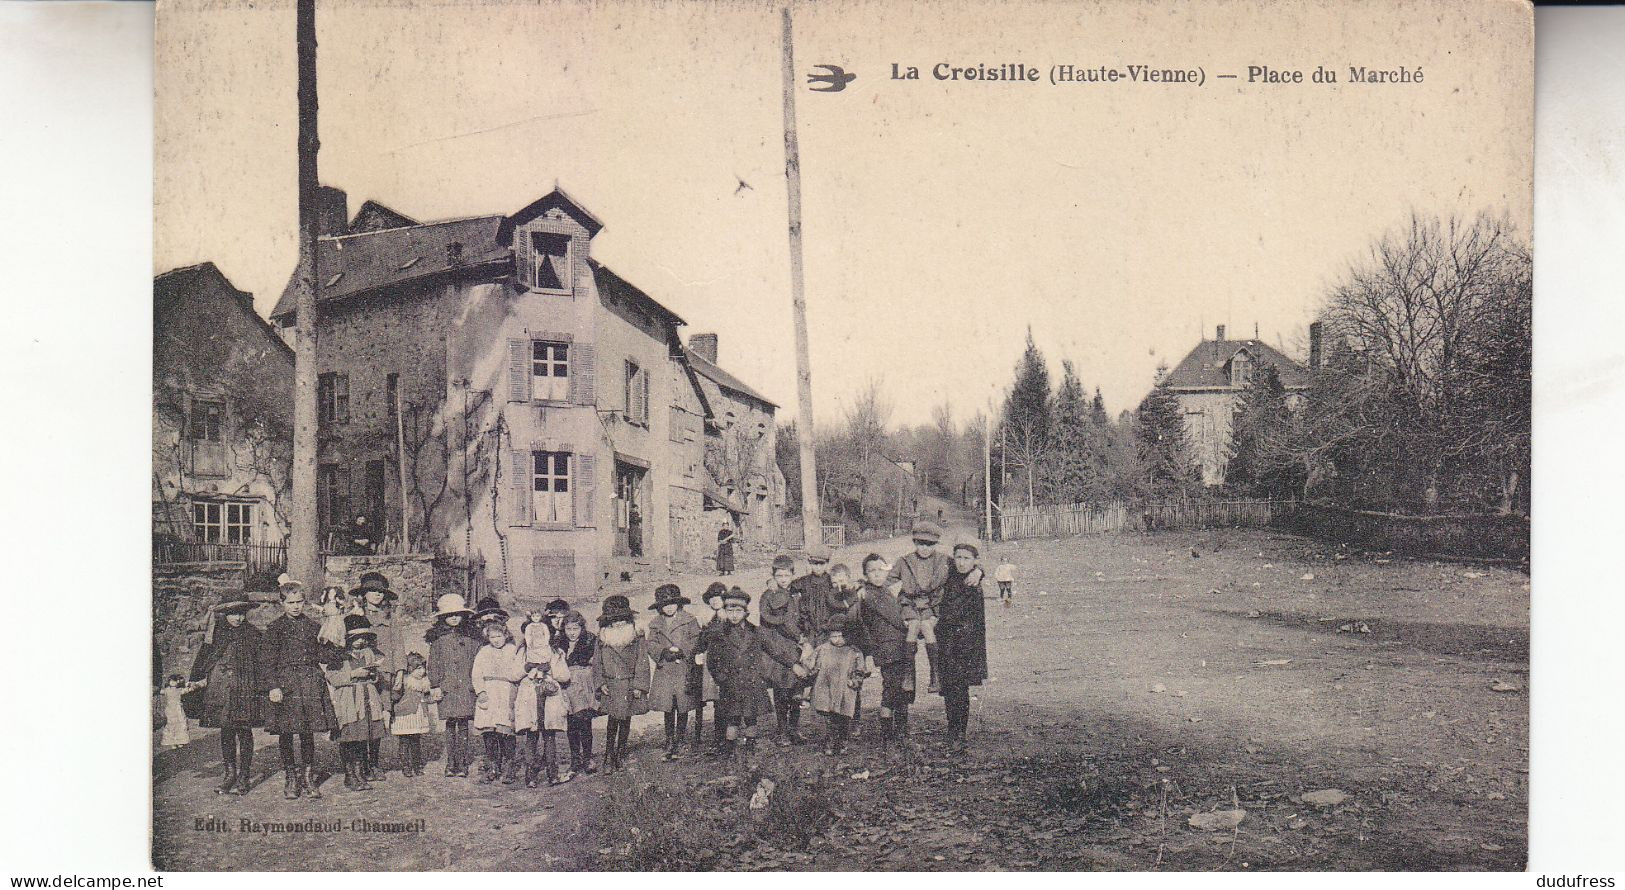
[1162,324,1319,486]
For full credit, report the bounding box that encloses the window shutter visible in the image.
[573,452,596,527]
[639,368,650,424]
[570,343,596,406]
[508,338,531,402]
[516,226,532,288]
[510,450,532,526]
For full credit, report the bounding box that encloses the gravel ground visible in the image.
[152,526,1527,871]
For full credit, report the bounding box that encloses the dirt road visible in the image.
[152,527,1527,871]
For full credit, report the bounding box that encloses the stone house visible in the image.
[1162,324,1317,486]
[683,333,787,556]
[268,186,779,607]
[153,262,294,554]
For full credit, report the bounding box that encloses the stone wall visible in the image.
[323,553,437,616]
[152,561,279,681]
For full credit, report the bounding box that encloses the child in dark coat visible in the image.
[760,555,807,745]
[707,587,769,755]
[188,594,264,795]
[426,594,480,777]
[259,579,338,799]
[691,582,728,752]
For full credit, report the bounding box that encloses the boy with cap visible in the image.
[856,552,917,753]
[707,587,769,755]
[760,555,807,745]
[792,544,837,643]
[889,520,950,693]
[692,582,729,753]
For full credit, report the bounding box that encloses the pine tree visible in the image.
[1134,367,1193,495]
[1001,329,1052,507]
[1225,363,1296,496]
[1043,361,1092,503]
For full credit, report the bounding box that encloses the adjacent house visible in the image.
[1161,324,1317,486]
[269,186,780,605]
[153,262,295,555]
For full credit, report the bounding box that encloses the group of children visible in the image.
[174,530,1011,798]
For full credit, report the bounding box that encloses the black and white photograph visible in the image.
[29,0,1625,880]
[139,0,1540,872]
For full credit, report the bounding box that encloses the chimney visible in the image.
[316,185,348,237]
[1309,321,1323,370]
[1216,324,1226,342]
[689,333,719,365]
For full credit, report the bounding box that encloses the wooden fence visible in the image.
[999,499,1288,540]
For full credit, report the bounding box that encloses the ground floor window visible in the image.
[192,500,253,544]
[532,451,572,524]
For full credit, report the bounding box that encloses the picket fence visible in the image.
[998,498,1290,540]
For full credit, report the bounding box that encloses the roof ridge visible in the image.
[320,213,505,242]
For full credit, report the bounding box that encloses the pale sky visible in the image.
[155,0,1532,428]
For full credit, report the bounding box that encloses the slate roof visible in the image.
[156,262,293,357]
[1162,337,1310,390]
[269,215,508,321]
[348,200,420,233]
[683,347,777,409]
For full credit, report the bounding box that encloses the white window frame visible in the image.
[531,341,570,402]
[193,502,222,543]
[1231,354,1252,387]
[532,450,573,525]
[189,399,224,442]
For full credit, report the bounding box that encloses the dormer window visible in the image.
[1230,352,1252,387]
[529,231,572,293]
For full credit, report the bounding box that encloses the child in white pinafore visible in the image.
[389,652,436,777]
[472,620,526,785]
[158,674,192,748]
[519,612,573,787]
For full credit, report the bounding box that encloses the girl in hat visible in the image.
[691,582,728,753]
[326,615,389,791]
[592,595,649,773]
[426,593,480,777]
[389,653,435,777]
[544,599,571,648]
[259,581,339,799]
[187,595,264,794]
[558,610,600,775]
[518,611,573,786]
[707,587,769,755]
[472,616,525,785]
[357,574,416,780]
[644,584,700,760]
[806,615,868,755]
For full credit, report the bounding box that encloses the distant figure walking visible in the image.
[715,526,736,575]
[994,557,1016,607]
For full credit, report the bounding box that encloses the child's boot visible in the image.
[303,763,322,799]
[787,704,804,744]
[925,644,940,693]
[232,744,253,796]
[216,763,238,795]
[524,762,541,789]
[283,766,301,799]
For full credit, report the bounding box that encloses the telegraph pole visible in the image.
[781,6,820,549]
[288,0,322,585]
[984,398,993,542]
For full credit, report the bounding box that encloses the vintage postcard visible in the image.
[151,0,1533,871]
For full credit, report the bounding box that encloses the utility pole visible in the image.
[287,0,322,586]
[395,382,410,552]
[781,6,820,550]
[984,398,993,542]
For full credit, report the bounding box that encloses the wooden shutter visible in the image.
[510,450,533,526]
[516,226,532,288]
[570,342,596,406]
[337,375,350,422]
[639,367,651,425]
[573,452,596,527]
[508,338,531,402]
